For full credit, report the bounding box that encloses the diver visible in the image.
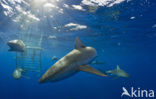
[12,67,29,79]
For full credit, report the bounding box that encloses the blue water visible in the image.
[0,0,156,99]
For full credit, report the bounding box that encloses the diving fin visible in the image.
[77,65,107,77]
[21,75,30,79]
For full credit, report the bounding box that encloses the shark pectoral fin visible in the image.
[75,37,85,49]
[78,65,107,77]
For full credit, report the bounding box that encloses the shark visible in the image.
[39,37,107,83]
[106,65,130,78]
[7,40,25,52]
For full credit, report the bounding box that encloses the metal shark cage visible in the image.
[15,46,42,73]
[15,21,43,77]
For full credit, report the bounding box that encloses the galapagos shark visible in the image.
[106,65,129,78]
[7,40,25,52]
[39,37,107,83]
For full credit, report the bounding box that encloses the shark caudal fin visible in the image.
[77,65,107,77]
[75,37,85,49]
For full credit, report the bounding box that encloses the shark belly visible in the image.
[48,69,78,82]
[39,49,91,83]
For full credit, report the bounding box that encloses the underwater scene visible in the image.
[0,0,156,99]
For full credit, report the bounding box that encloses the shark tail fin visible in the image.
[77,65,107,77]
[75,37,85,49]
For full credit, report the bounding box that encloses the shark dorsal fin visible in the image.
[77,65,107,77]
[75,37,85,49]
[117,65,120,70]
[17,40,20,43]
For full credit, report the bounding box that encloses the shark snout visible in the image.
[38,72,52,83]
[86,47,97,57]
[38,77,46,83]
[7,42,13,46]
